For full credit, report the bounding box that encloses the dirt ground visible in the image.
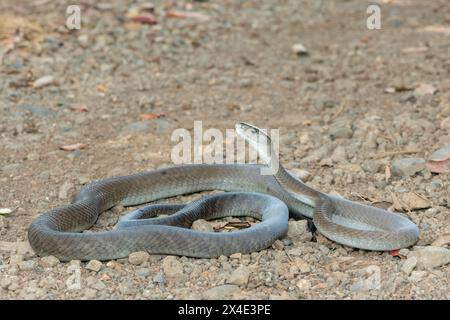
[0,0,449,300]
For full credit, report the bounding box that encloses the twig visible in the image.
[372,149,422,159]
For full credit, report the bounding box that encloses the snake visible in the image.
[28,122,419,261]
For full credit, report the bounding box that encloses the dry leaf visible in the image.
[426,145,450,173]
[401,46,428,54]
[165,10,210,21]
[390,249,400,257]
[431,234,450,247]
[420,25,450,35]
[96,84,108,93]
[223,221,251,229]
[394,192,431,211]
[70,105,88,112]
[140,113,164,120]
[383,85,413,93]
[414,83,437,96]
[32,75,55,88]
[426,159,450,173]
[385,165,391,182]
[128,14,157,24]
[60,143,88,151]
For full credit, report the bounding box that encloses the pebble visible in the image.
[19,260,36,271]
[9,254,24,266]
[329,122,353,139]
[391,158,425,176]
[128,251,150,265]
[272,240,284,250]
[302,145,329,162]
[440,117,450,131]
[191,219,214,232]
[124,121,151,133]
[331,146,347,163]
[162,256,184,280]
[409,246,450,269]
[296,279,311,291]
[0,208,13,215]
[136,268,151,277]
[295,259,311,273]
[401,256,417,275]
[227,266,251,286]
[32,75,55,88]
[58,181,74,200]
[84,288,98,299]
[409,270,427,283]
[153,272,165,284]
[203,285,239,299]
[40,256,60,268]
[85,260,103,272]
[230,253,242,260]
[287,220,312,241]
[0,216,8,229]
[291,43,309,56]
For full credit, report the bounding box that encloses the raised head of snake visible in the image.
[236,121,419,251]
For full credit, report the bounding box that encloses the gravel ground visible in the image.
[0,0,449,299]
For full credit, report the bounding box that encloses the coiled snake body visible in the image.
[28,123,419,261]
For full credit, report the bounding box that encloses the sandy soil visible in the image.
[0,0,449,299]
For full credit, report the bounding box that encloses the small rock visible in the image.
[203,285,239,299]
[302,145,329,162]
[401,256,417,275]
[86,276,107,291]
[329,122,353,139]
[40,256,60,268]
[295,258,311,273]
[153,272,165,284]
[118,282,137,295]
[9,254,24,265]
[58,181,74,200]
[409,246,450,269]
[19,260,36,271]
[0,216,8,229]
[331,146,347,163]
[399,93,416,104]
[191,219,213,232]
[272,240,284,250]
[227,266,251,286]
[296,279,311,291]
[398,248,410,257]
[162,256,184,280]
[287,220,312,241]
[124,121,151,133]
[229,253,242,260]
[136,268,151,277]
[440,117,450,131]
[291,43,309,56]
[32,75,55,88]
[85,260,102,272]
[392,158,425,176]
[128,251,150,265]
[0,208,13,215]
[288,168,311,181]
[409,270,427,282]
[84,288,97,299]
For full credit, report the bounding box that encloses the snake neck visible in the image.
[273,165,320,206]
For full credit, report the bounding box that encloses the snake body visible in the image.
[28,123,419,261]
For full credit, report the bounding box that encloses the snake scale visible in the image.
[28,123,419,261]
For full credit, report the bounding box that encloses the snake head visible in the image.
[235,122,273,165]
